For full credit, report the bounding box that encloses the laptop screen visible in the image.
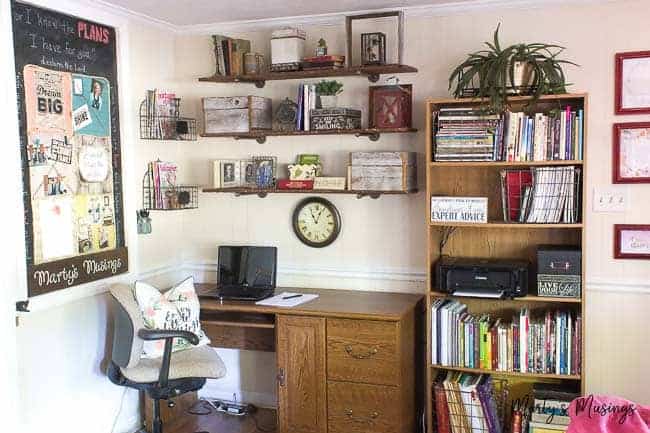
[218,246,277,288]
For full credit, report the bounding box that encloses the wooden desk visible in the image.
[197,284,423,433]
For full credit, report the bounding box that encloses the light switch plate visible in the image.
[593,186,628,212]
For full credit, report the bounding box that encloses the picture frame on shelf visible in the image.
[345,11,404,68]
[252,156,277,189]
[615,51,650,114]
[240,159,257,187]
[612,122,650,183]
[220,160,241,188]
[361,32,386,65]
[614,224,650,259]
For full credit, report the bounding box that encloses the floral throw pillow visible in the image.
[134,276,210,359]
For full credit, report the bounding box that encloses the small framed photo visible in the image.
[361,32,386,65]
[252,156,277,189]
[613,122,650,183]
[220,160,241,188]
[240,159,257,188]
[614,224,650,259]
[615,51,650,114]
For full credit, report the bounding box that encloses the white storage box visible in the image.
[271,28,306,65]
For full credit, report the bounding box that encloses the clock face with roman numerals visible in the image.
[292,197,341,248]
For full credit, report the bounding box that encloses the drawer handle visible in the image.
[344,344,378,359]
[344,409,380,423]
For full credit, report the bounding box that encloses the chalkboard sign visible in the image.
[11,1,128,296]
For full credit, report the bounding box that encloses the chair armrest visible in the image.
[137,329,200,387]
[138,329,200,345]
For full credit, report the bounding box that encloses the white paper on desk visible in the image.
[255,292,319,307]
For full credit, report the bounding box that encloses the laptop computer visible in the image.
[216,246,277,301]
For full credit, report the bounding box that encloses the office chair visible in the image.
[106,284,226,433]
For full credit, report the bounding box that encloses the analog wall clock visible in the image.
[292,197,341,248]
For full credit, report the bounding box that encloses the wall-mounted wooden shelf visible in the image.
[430,365,582,381]
[198,64,418,88]
[202,187,417,199]
[429,221,583,229]
[429,292,582,304]
[430,160,583,168]
[200,127,417,143]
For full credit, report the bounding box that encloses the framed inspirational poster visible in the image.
[615,51,650,115]
[612,122,650,183]
[11,1,128,296]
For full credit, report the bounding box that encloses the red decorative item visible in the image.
[615,51,650,115]
[369,84,412,129]
[614,224,650,259]
[277,179,314,190]
[612,122,650,184]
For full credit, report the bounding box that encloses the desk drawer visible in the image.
[327,381,399,433]
[326,318,399,386]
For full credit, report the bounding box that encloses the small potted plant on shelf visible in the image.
[448,24,578,112]
[316,80,343,108]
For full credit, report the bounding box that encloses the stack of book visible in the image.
[431,300,581,376]
[212,35,251,76]
[296,84,317,131]
[528,383,579,433]
[433,371,504,433]
[146,160,177,209]
[500,166,581,223]
[434,108,502,161]
[301,55,345,70]
[433,107,584,162]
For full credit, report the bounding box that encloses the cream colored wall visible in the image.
[173,0,650,405]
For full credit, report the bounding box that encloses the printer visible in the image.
[436,256,529,299]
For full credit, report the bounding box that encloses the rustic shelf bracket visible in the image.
[356,192,381,199]
[367,73,380,83]
[234,135,267,144]
[355,132,381,141]
[254,80,266,88]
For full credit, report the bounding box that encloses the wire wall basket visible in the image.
[142,171,198,211]
[139,98,197,141]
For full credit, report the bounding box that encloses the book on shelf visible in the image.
[432,107,584,162]
[212,35,251,76]
[144,89,178,139]
[296,84,317,131]
[500,166,581,223]
[431,300,581,376]
[433,371,503,433]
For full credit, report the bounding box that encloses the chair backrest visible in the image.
[109,284,144,369]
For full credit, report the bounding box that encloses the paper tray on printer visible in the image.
[451,289,506,299]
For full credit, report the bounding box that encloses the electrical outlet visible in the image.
[593,187,627,212]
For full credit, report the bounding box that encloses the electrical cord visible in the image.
[186,398,277,432]
[110,388,129,433]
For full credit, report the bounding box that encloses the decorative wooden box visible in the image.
[348,151,417,192]
[202,96,272,134]
[310,108,361,130]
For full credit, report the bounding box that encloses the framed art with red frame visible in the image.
[612,122,650,183]
[614,224,650,259]
[615,51,650,115]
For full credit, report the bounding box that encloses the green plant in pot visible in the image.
[316,80,343,108]
[448,24,578,112]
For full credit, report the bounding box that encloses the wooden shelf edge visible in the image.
[202,188,417,197]
[200,127,418,140]
[430,364,582,380]
[429,160,584,167]
[429,292,582,304]
[198,64,418,84]
[426,93,588,105]
[429,222,583,229]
